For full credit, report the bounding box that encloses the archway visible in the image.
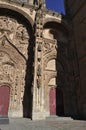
[0,85,10,117]
[0,8,34,118]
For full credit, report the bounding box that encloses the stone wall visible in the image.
[65,0,86,119]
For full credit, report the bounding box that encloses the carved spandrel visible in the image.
[0,52,11,64]
[0,17,15,34]
[43,39,57,55]
[16,25,29,41]
[0,17,29,40]
[0,16,29,58]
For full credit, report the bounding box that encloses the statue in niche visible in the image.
[37,64,41,76]
[37,77,41,88]
[16,25,29,40]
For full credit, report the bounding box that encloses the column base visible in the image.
[8,110,23,117]
[32,111,49,120]
[0,117,9,124]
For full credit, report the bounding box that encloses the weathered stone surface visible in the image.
[0,0,85,120]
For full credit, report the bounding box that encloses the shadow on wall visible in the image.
[43,19,79,119]
[43,21,68,117]
[23,25,34,119]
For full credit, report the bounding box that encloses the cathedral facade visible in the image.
[65,0,86,120]
[0,0,85,120]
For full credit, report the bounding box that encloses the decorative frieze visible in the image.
[43,38,57,55]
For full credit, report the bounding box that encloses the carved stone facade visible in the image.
[0,0,71,120]
[0,0,84,120]
[0,14,30,116]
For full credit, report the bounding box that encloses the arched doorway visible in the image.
[0,85,10,117]
[49,87,64,116]
[0,8,34,118]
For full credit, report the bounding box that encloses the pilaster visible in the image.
[32,7,46,120]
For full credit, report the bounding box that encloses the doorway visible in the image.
[56,88,64,116]
[49,87,56,115]
[0,85,10,116]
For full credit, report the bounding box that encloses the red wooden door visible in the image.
[49,88,56,115]
[0,85,10,116]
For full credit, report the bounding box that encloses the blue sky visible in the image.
[46,0,65,14]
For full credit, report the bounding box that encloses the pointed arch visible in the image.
[0,2,34,27]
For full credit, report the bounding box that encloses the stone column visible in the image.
[32,10,45,120]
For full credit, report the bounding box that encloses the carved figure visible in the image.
[37,64,41,76]
[37,77,41,88]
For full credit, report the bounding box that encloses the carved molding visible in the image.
[43,38,57,55]
[43,52,56,69]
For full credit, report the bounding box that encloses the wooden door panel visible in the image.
[49,88,56,115]
[0,86,10,116]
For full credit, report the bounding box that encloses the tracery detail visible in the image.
[0,16,29,59]
[0,15,30,116]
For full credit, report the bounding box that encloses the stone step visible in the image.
[46,116,73,121]
[0,117,9,124]
[9,117,31,123]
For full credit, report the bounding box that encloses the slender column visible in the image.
[32,8,45,120]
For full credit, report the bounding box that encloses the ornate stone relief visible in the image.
[43,38,57,55]
[0,15,29,116]
[0,50,26,111]
[42,30,68,104]
[0,16,29,59]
